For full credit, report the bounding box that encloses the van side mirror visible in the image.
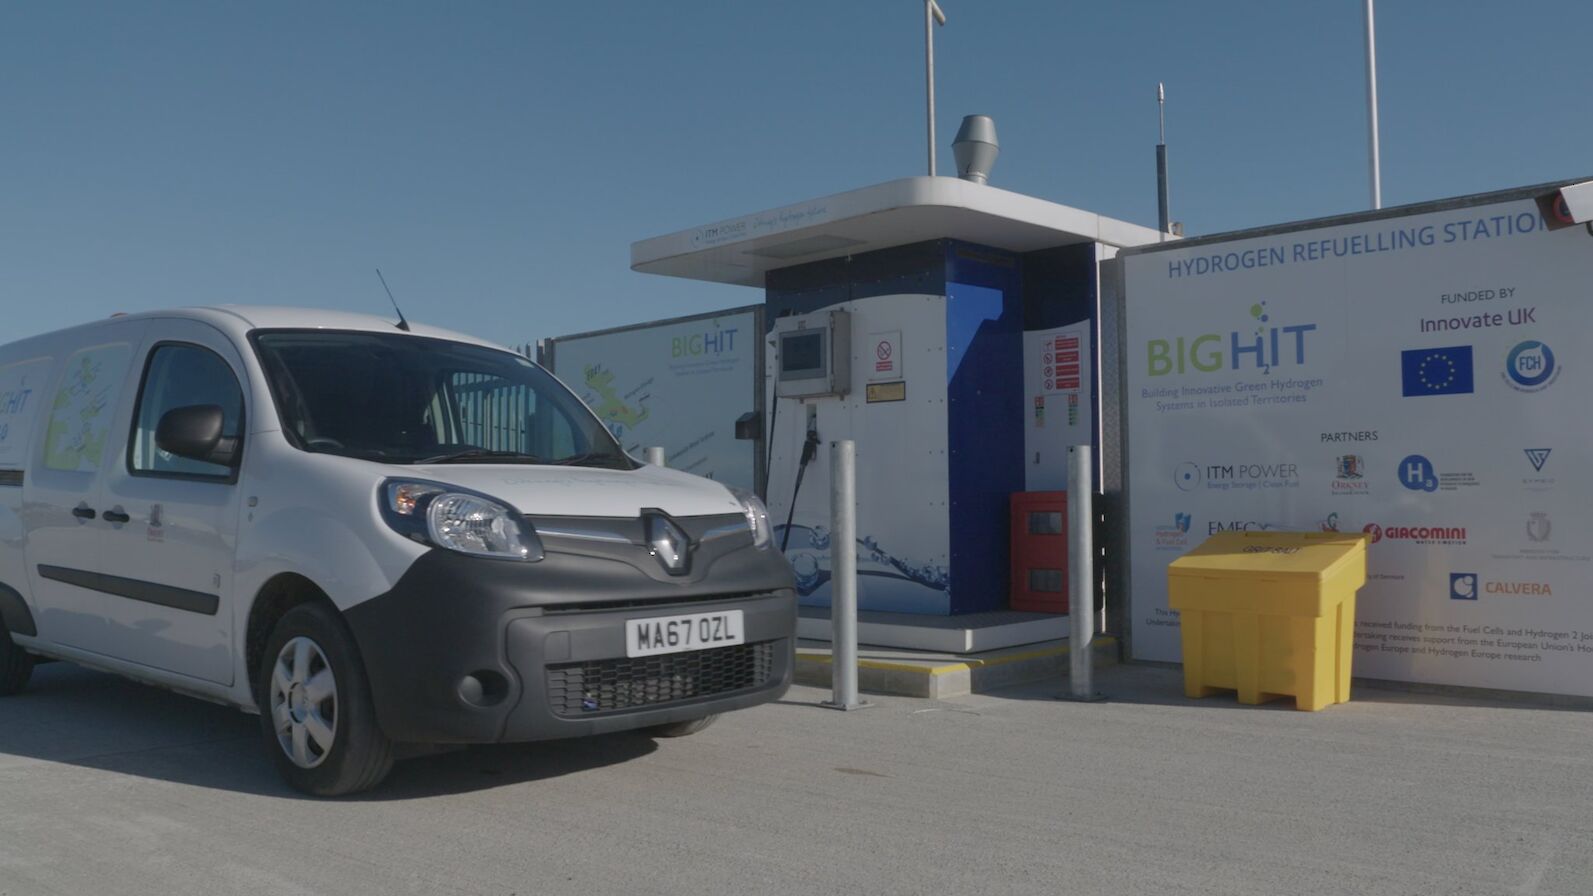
[156,404,237,466]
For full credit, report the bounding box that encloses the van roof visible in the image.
[2,305,508,355]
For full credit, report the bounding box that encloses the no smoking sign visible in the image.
[869,329,901,381]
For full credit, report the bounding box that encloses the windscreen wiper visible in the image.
[553,452,632,469]
[414,448,546,465]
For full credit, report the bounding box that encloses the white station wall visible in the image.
[766,294,952,615]
[552,310,758,489]
[1123,196,1593,696]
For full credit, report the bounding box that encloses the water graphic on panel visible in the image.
[776,524,950,597]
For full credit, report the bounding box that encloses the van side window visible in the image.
[129,344,244,479]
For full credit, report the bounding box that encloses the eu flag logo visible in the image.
[1401,346,1473,397]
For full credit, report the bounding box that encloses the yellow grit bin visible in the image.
[1167,531,1370,711]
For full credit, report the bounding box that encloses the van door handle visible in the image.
[103,509,131,524]
[71,506,97,520]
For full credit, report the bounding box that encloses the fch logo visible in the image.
[1504,340,1559,391]
[1450,573,1478,601]
[1401,346,1474,397]
[1397,455,1438,493]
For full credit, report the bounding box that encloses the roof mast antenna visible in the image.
[1156,82,1172,238]
[375,268,411,331]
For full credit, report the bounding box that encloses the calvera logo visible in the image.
[1401,346,1473,396]
[1146,302,1317,376]
[1503,340,1559,392]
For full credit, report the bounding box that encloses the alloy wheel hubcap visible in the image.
[269,636,338,769]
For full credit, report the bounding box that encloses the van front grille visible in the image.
[546,640,776,717]
[540,592,772,615]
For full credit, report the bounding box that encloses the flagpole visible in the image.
[1365,0,1382,209]
[925,1,946,176]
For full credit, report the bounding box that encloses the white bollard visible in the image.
[1062,444,1106,702]
[822,440,869,711]
[644,446,665,466]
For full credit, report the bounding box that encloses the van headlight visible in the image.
[381,480,544,561]
[731,488,773,550]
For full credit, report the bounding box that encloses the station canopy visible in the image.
[631,177,1167,287]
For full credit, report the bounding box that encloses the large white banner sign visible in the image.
[1123,197,1593,696]
[552,310,757,489]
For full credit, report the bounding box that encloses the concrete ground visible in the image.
[1,661,1590,896]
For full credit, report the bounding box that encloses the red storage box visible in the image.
[1010,491,1068,614]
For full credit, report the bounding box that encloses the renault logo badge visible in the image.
[644,512,692,575]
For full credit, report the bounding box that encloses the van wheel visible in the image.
[0,624,33,696]
[648,714,719,738]
[257,603,393,796]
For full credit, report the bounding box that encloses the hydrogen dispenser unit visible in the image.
[630,167,1164,639]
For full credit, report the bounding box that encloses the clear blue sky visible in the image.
[3,1,1589,346]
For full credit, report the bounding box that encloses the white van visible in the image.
[0,307,795,795]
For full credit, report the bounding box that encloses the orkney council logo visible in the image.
[1449,573,1478,601]
[1504,340,1559,392]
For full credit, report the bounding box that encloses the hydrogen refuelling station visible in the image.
[542,108,1593,703]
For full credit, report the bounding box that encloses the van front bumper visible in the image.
[342,544,797,745]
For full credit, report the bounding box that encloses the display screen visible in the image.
[779,331,824,378]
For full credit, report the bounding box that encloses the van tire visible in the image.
[257,603,393,796]
[648,714,719,738]
[0,624,33,696]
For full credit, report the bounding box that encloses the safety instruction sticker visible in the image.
[869,330,901,382]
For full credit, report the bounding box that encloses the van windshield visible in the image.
[250,330,633,468]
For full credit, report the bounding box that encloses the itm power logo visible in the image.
[1146,302,1317,377]
[1176,460,1300,492]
